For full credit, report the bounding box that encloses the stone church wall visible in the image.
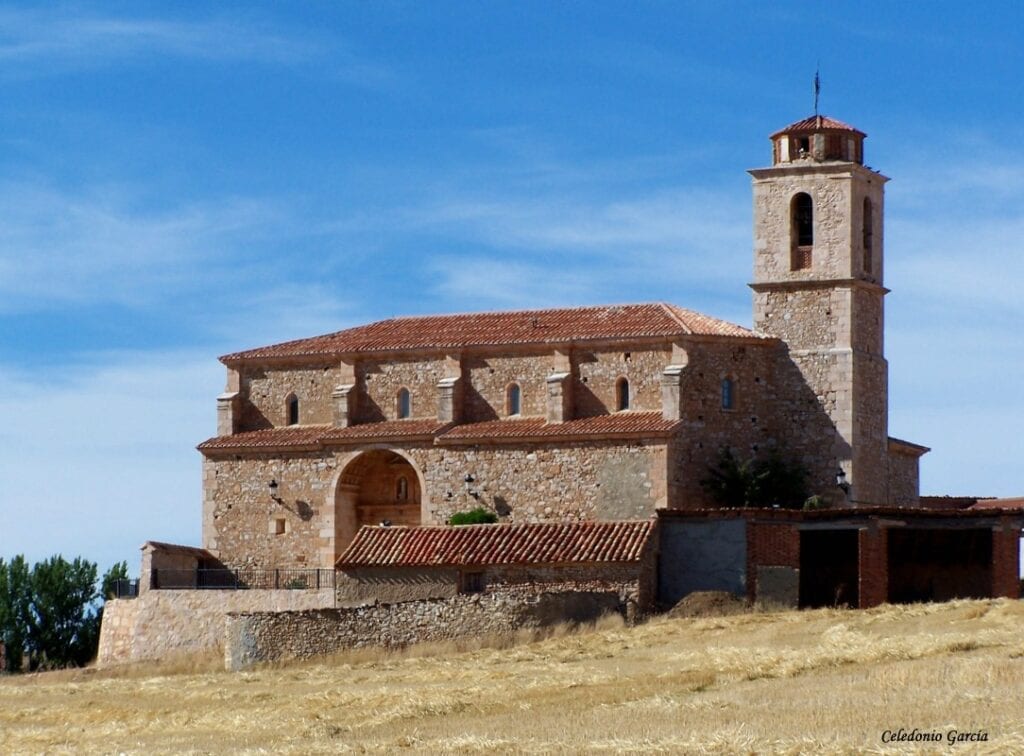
[203,440,668,569]
[358,357,445,422]
[239,363,338,430]
[574,346,668,416]
[465,351,553,420]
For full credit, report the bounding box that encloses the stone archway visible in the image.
[329,450,423,563]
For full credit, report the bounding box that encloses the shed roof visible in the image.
[337,520,655,568]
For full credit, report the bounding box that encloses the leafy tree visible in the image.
[0,555,125,671]
[449,508,499,525]
[701,447,809,509]
[101,561,130,600]
[26,556,99,669]
[0,556,32,672]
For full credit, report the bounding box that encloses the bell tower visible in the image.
[749,115,889,505]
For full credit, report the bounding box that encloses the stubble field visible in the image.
[1,598,1022,754]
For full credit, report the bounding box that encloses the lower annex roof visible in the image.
[197,412,681,454]
[336,519,655,568]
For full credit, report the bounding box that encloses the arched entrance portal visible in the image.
[332,450,422,561]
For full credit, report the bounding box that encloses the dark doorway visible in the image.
[799,529,859,608]
[888,529,992,603]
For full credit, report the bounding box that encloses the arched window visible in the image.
[396,476,409,502]
[721,378,735,410]
[396,388,411,419]
[286,394,299,426]
[506,383,521,416]
[616,377,630,412]
[791,193,813,270]
[862,197,874,273]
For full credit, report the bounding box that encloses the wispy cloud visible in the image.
[0,349,219,568]
[0,8,312,63]
[0,7,392,85]
[0,182,281,312]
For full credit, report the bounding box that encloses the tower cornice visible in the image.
[748,278,889,295]
[749,162,889,183]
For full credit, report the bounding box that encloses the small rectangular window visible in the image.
[271,518,287,535]
[460,571,484,594]
[721,379,734,410]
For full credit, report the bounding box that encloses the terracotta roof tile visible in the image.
[438,412,680,442]
[321,420,449,442]
[197,425,331,452]
[198,413,678,454]
[969,497,1024,511]
[221,302,760,361]
[771,115,865,138]
[337,520,655,568]
[198,420,449,453]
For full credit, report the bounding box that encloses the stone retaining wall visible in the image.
[96,588,335,666]
[225,590,621,670]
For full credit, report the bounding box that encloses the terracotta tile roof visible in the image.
[197,425,331,452]
[438,412,680,442]
[220,302,761,361]
[322,420,449,442]
[969,497,1024,511]
[198,413,678,454]
[197,420,449,453]
[337,520,655,568]
[770,115,865,138]
[142,541,215,558]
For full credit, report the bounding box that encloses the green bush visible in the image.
[700,446,809,509]
[448,508,499,525]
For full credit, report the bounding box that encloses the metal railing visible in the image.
[150,568,335,591]
[112,578,140,599]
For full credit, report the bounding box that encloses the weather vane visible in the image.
[814,65,821,117]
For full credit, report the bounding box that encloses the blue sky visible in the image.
[1,2,1022,573]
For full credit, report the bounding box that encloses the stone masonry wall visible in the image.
[465,351,552,420]
[574,346,668,416]
[358,357,446,422]
[225,590,622,670]
[96,587,335,667]
[887,449,920,507]
[336,562,648,609]
[751,165,885,286]
[666,340,788,507]
[421,441,668,524]
[239,363,338,430]
[203,440,667,569]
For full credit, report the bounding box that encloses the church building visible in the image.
[196,114,929,571]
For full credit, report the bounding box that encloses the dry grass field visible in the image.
[1,598,1022,754]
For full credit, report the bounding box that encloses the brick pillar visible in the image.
[991,520,1021,599]
[858,523,888,608]
[747,521,800,604]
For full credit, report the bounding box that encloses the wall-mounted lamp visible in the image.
[269,478,283,503]
[464,474,475,483]
[836,469,850,495]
